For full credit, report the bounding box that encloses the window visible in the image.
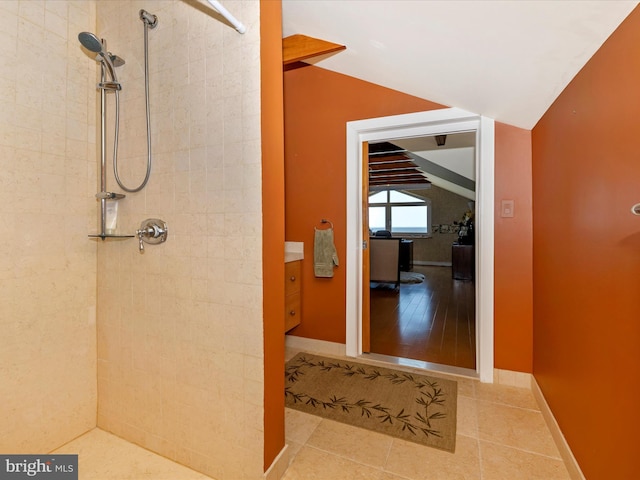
[368,190,430,235]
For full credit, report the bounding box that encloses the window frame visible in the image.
[368,189,431,237]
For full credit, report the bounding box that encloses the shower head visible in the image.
[78,32,103,53]
[78,32,123,84]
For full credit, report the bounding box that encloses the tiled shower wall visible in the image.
[0,1,98,452]
[94,2,265,479]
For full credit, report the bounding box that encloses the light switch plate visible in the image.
[501,200,514,218]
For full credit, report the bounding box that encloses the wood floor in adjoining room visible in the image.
[370,265,476,369]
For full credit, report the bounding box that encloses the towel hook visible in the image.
[320,218,334,229]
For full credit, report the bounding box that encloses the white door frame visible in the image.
[345,108,495,383]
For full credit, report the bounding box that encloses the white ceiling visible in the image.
[281,0,638,130]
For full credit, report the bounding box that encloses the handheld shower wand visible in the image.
[78,32,121,87]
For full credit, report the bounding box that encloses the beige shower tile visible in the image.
[0,1,18,16]
[477,401,560,458]
[475,382,538,410]
[385,435,480,480]
[53,429,214,480]
[282,446,385,480]
[306,419,393,469]
[480,441,571,480]
[18,1,44,27]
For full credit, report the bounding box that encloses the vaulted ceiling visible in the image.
[281,0,637,130]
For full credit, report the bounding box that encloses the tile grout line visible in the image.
[299,443,388,474]
[478,438,565,461]
[382,436,394,472]
[381,439,413,480]
[476,435,485,480]
[475,397,542,414]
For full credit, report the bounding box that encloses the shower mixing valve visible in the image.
[136,218,168,253]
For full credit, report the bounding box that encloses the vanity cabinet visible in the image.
[285,260,302,332]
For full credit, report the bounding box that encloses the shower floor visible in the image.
[53,429,214,480]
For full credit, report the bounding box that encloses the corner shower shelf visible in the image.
[88,233,135,240]
[282,34,345,65]
[96,192,126,200]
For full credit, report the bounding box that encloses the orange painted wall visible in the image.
[284,66,533,372]
[494,122,533,372]
[260,0,285,471]
[532,7,640,478]
[284,66,442,344]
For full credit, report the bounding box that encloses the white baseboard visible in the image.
[264,444,289,480]
[531,378,585,480]
[492,370,584,479]
[285,336,346,358]
[493,368,532,388]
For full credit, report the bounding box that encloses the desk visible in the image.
[399,240,413,271]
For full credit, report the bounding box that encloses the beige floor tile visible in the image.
[282,351,572,479]
[451,376,477,398]
[380,472,412,480]
[306,419,393,468]
[457,380,478,397]
[480,441,571,480]
[384,434,480,480]
[53,428,214,480]
[475,382,538,410]
[285,440,304,466]
[456,395,478,439]
[282,446,385,480]
[476,401,560,458]
[285,408,322,445]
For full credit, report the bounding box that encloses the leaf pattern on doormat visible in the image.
[284,353,457,452]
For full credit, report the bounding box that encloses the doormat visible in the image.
[285,353,457,452]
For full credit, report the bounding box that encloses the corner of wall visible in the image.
[531,377,586,480]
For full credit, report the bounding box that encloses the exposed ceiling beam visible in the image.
[405,151,475,192]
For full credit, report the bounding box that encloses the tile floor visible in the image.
[53,429,212,480]
[282,350,572,480]
[52,353,572,480]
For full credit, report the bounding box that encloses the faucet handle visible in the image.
[136,218,168,253]
[137,229,145,252]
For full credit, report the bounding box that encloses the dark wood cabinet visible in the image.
[399,240,413,271]
[452,243,474,280]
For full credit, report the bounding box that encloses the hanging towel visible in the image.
[314,227,339,278]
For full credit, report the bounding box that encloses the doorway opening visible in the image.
[345,108,495,382]
[367,132,477,371]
